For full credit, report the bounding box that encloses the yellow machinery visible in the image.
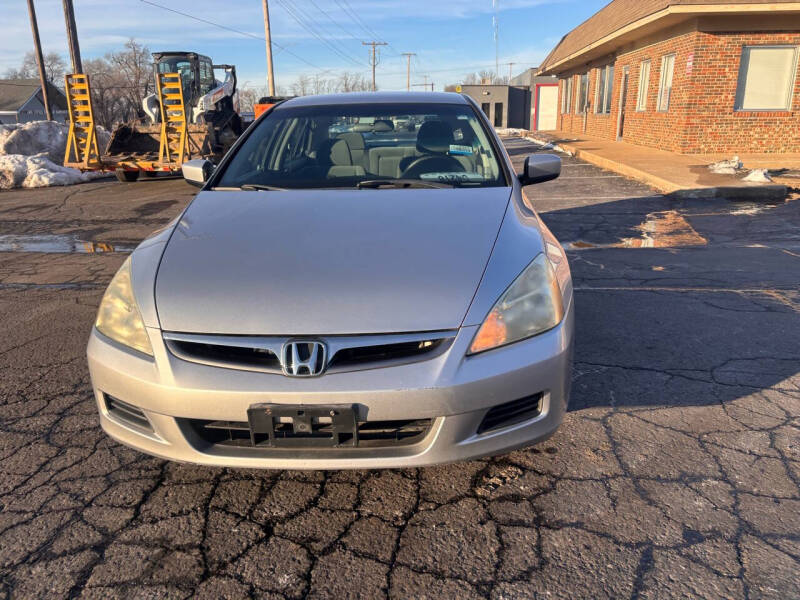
[102,72,216,182]
[63,73,102,169]
[62,52,242,182]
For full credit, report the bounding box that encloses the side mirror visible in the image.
[520,154,561,186]
[182,159,214,187]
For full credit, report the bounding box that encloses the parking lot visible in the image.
[0,138,798,599]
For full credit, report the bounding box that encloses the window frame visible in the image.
[636,60,651,112]
[734,45,799,112]
[561,77,573,114]
[594,64,614,114]
[576,72,589,114]
[657,54,675,113]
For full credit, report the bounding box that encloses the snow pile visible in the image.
[495,127,527,137]
[742,169,773,183]
[0,120,68,163]
[0,153,107,190]
[0,121,111,189]
[525,136,573,157]
[708,156,742,175]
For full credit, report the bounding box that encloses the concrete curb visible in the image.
[523,134,789,202]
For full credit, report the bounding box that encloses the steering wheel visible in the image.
[401,155,465,180]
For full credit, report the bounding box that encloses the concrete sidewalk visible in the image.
[522,131,798,201]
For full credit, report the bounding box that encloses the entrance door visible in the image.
[535,85,558,130]
[616,67,630,141]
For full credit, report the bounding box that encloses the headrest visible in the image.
[338,132,365,150]
[416,121,454,154]
[373,119,394,132]
[329,139,352,166]
[318,139,352,166]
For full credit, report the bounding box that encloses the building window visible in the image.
[494,103,504,127]
[657,54,675,112]
[576,72,589,113]
[735,46,799,111]
[636,60,651,111]
[595,65,614,114]
[561,77,573,114]
[481,102,490,117]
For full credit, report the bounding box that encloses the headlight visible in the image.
[469,253,564,355]
[95,256,153,356]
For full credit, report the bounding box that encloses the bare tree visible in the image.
[4,51,66,84]
[290,71,371,97]
[105,39,152,121]
[83,57,128,130]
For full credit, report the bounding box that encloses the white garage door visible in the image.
[535,85,558,131]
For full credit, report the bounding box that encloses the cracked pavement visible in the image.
[0,141,798,599]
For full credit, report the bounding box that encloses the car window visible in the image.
[216,103,507,189]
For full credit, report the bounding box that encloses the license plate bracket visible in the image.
[247,404,358,448]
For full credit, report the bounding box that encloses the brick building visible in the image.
[539,0,800,153]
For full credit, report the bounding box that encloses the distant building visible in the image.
[539,0,800,153]
[460,67,559,131]
[510,67,560,132]
[0,79,68,125]
[460,84,531,129]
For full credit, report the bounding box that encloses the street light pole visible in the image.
[262,0,276,96]
[62,0,82,73]
[26,0,52,121]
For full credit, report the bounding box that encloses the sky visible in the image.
[1,0,610,92]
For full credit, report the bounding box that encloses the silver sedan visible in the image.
[87,92,574,469]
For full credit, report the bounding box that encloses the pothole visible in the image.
[0,235,135,253]
[564,210,708,250]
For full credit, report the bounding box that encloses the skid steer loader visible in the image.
[102,52,243,182]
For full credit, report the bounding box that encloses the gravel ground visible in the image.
[0,142,798,599]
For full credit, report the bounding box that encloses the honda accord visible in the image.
[87,92,574,469]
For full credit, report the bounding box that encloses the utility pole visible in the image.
[401,52,416,92]
[26,0,52,121]
[62,0,82,73]
[507,62,514,84]
[362,41,388,92]
[262,0,276,96]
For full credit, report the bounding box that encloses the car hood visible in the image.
[155,187,511,335]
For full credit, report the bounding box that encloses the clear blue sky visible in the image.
[2,0,610,92]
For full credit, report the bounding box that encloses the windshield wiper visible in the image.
[356,179,454,190]
[238,184,288,192]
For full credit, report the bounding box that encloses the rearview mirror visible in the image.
[182,159,214,187]
[520,154,561,186]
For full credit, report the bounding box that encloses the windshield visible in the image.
[216,103,507,189]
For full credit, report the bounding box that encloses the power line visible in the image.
[275,0,365,67]
[137,0,326,71]
[334,0,381,40]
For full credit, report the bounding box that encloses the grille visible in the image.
[168,340,281,371]
[477,393,543,434]
[327,339,444,369]
[163,331,454,375]
[185,417,432,449]
[104,395,153,432]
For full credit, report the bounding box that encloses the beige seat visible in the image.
[367,146,417,178]
[319,138,365,178]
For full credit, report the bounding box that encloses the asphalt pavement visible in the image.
[0,140,798,599]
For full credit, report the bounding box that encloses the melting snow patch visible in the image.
[0,153,107,189]
[708,156,743,175]
[742,169,773,183]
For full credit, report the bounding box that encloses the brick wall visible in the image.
[554,27,800,154]
[686,31,800,153]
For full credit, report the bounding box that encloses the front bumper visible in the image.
[87,305,574,470]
